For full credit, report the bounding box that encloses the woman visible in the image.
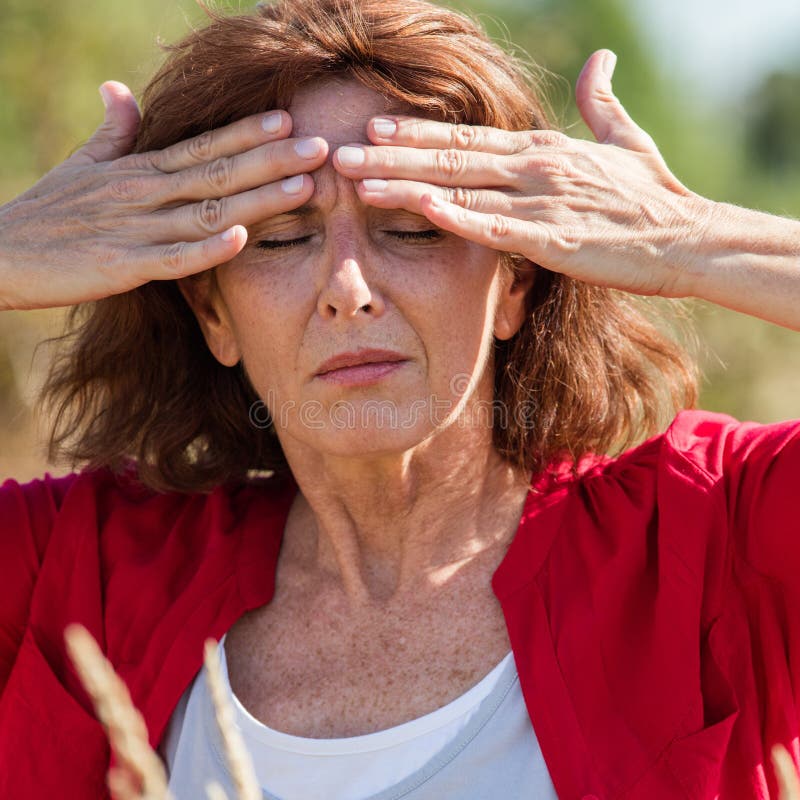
[0,0,799,798]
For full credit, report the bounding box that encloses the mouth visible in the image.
[315,349,409,376]
[314,349,410,387]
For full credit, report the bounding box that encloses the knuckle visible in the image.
[160,242,187,272]
[202,156,233,193]
[406,120,426,143]
[93,244,121,274]
[449,187,477,210]
[593,85,616,104]
[488,214,511,240]
[107,176,146,203]
[532,130,568,148]
[527,155,572,176]
[92,245,132,291]
[535,194,560,213]
[187,130,215,163]
[435,148,467,179]
[195,198,225,233]
[380,148,399,171]
[449,124,478,149]
[116,151,159,172]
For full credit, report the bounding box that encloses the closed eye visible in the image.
[387,230,442,241]
[256,230,441,249]
[257,235,313,250]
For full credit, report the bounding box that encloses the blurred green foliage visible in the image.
[745,71,800,175]
[0,0,798,478]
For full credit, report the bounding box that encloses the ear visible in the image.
[494,260,537,341]
[177,273,242,367]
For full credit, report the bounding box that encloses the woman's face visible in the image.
[184,79,532,457]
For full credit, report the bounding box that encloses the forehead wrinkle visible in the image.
[288,77,413,141]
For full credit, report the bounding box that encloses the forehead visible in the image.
[288,77,411,145]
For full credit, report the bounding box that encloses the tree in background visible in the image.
[745,69,800,175]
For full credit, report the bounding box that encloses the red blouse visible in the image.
[0,408,799,799]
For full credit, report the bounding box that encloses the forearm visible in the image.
[686,200,800,331]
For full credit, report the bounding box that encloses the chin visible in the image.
[299,423,435,458]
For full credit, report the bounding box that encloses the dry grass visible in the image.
[64,625,258,800]
[774,743,800,800]
[203,640,261,800]
[64,624,173,800]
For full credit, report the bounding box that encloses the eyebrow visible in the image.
[254,203,426,226]
[279,203,317,218]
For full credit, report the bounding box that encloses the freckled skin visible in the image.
[217,78,506,459]
[182,79,536,737]
[225,529,516,738]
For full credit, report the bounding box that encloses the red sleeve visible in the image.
[0,473,78,693]
[665,408,800,789]
[666,409,800,586]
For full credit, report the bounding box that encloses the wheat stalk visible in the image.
[203,639,261,800]
[205,781,234,800]
[64,624,173,800]
[64,625,259,800]
[773,743,800,800]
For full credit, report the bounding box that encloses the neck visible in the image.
[278,420,532,606]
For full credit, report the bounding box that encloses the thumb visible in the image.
[70,81,141,166]
[575,50,659,154]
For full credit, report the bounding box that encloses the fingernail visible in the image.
[282,175,305,194]
[294,138,322,159]
[98,85,112,110]
[262,112,283,133]
[372,118,397,138]
[602,51,617,80]
[337,146,365,168]
[221,227,237,241]
[362,179,388,192]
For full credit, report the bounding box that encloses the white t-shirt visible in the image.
[163,636,558,799]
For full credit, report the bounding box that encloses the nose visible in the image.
[316,234,386,322]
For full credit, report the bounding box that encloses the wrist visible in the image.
[677,197,800,329]
[662,193,721,300]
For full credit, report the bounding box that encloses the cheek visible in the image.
[216,268,307,392]
[403,249,502,388]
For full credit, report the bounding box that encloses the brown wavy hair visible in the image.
[39,0,700,493]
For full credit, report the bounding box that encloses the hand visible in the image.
[332,49,714,299]
[0,81,328,311]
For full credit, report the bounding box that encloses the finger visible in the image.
[69,81,141,166]
[158,136,328,204]
[125,224,248,284]
[155,173,314,239]
[333,144,514,188]
[575,50,660,154]
[417,193,547,258]
[772,744,800,800]
[357,177,516,216]
[146,110,292,173]
[366,116,544,156]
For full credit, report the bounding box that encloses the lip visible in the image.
[317,361,407,387]
[315,348,409,376]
